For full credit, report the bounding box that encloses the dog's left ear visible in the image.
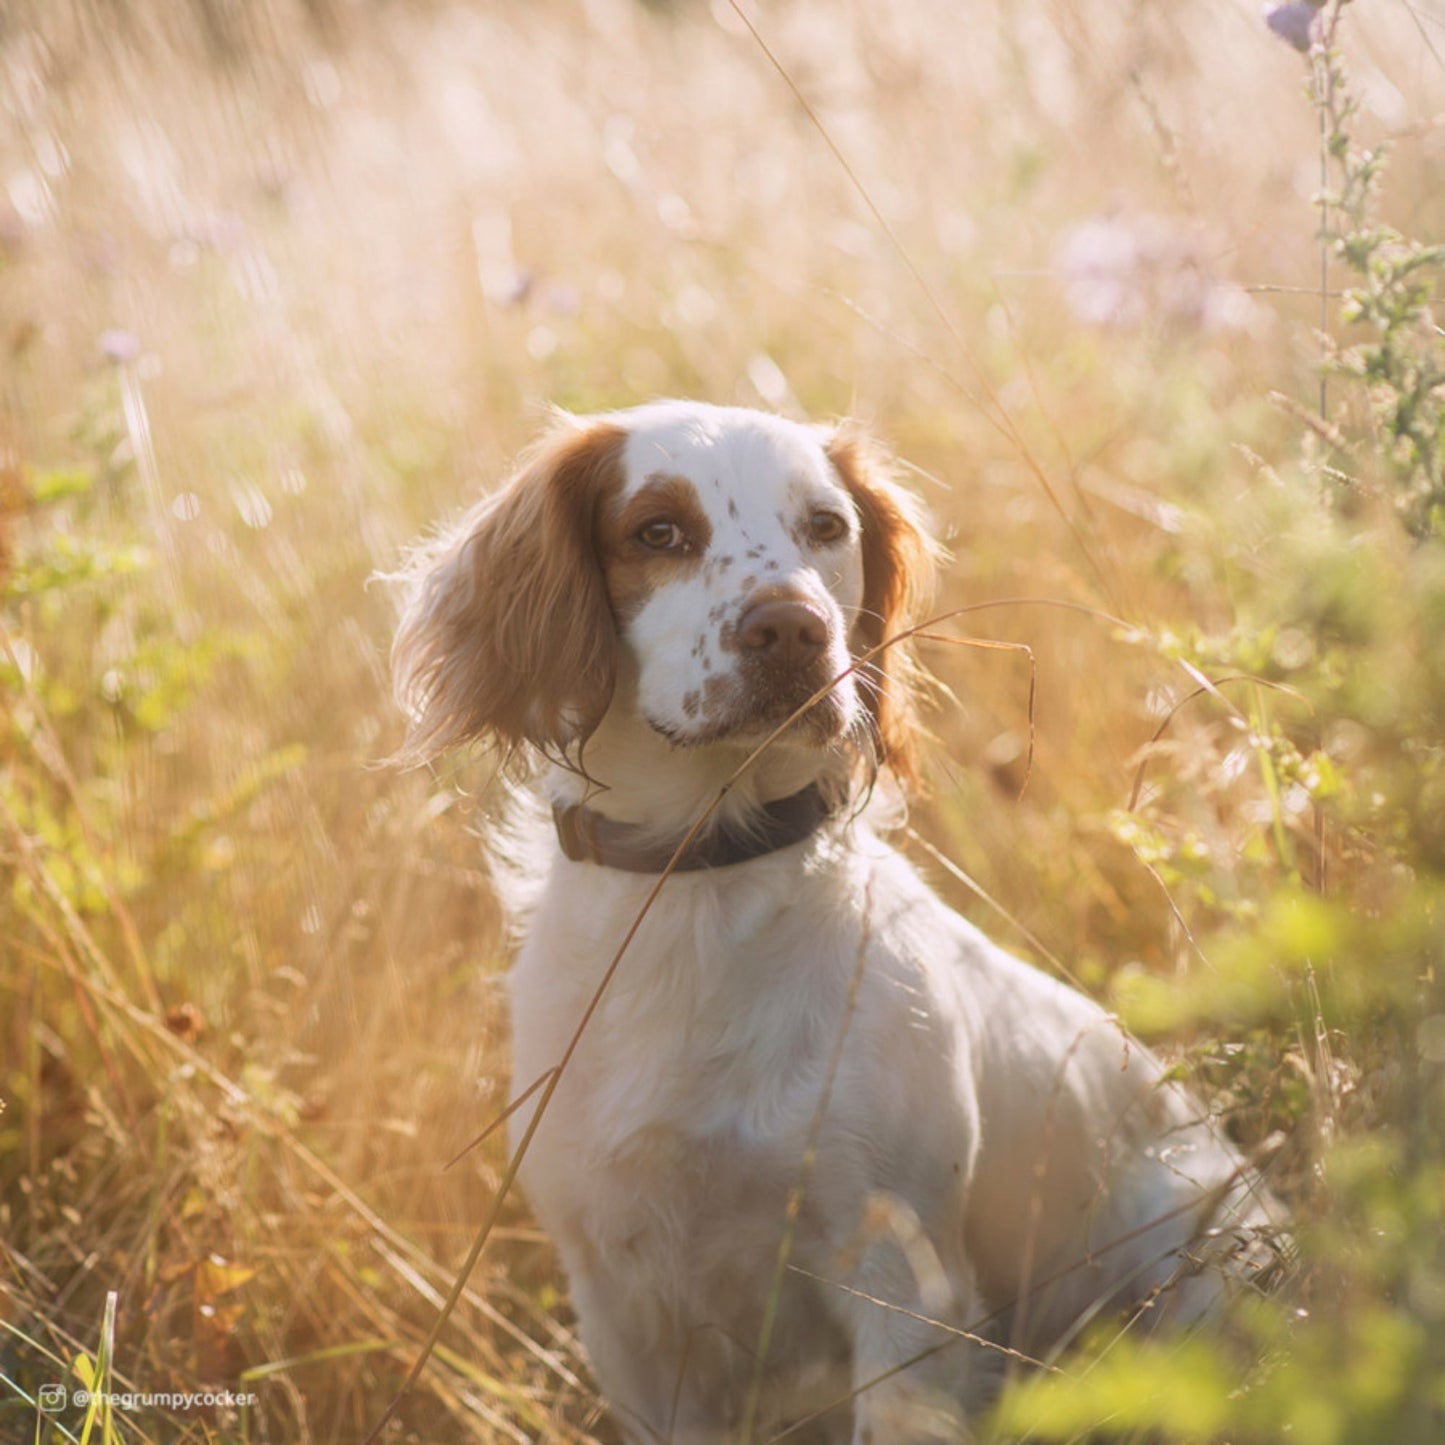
[825,424,938,789]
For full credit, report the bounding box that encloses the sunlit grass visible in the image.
[2,0,1442,1440]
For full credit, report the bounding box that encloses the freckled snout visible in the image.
[737,598,830,671]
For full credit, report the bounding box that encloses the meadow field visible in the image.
[2,0,1443,1440]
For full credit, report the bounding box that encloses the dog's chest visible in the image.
[508,850,862,1231]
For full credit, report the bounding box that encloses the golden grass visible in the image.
[1,0,1442,1440]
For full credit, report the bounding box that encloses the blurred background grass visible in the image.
[1,1,1443,1441]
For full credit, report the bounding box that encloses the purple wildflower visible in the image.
[97,329,140,364]
[1265,3,1320,53]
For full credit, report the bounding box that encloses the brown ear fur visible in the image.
[392,420,626,761]
[826,424,938,790]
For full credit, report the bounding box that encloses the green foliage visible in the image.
[1312,23,1445,536]
[74,1292,120,1445]
[994,1295,1442,1445]
[986,16,1445,1441]
[993,1336,1237,1442]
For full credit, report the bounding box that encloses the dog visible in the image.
[392,401,1279,1443]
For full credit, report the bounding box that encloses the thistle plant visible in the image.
[1286,0,1445,536]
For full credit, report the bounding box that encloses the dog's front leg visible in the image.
[568,1267,743,1445]
[843,1240,1000,1445]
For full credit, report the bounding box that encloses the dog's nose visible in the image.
[737,599,829,670]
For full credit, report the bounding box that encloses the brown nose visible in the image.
[737,599,829,670]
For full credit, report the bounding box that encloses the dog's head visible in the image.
[392,401,934,785]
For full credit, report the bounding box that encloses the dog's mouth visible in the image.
[648,670,856,749]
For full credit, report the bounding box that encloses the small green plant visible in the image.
[1310,2,1445,535]
[73,1291,120,1445]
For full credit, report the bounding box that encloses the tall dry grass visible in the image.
[2,1,1442,1440]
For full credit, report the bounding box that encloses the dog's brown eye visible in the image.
[809,510,848,545]
[638,520,684,550]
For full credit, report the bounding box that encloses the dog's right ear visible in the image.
[391,419,626,762]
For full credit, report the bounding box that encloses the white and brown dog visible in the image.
[393,401,1279,1444]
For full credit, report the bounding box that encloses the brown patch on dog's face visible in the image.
[598,472,713,623]
[590,405,871,750]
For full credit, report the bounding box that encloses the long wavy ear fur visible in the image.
[391,419,626,763]
[826,424,938,790]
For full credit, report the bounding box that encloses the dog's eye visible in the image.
[809,510,849,545]
[637,520,684,551]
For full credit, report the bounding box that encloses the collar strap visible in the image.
[553,783,836,874]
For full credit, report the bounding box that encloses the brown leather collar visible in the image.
[552,783,836,873]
